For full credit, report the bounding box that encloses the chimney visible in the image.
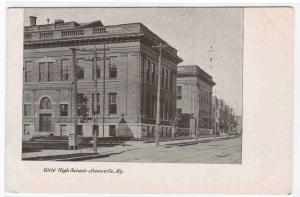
[29,16,37,26]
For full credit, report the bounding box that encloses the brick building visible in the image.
[176,65,216,136]
[23,16,182,139]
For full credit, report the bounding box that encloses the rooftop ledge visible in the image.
[24,23,179,57]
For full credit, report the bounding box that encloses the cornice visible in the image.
[24,34,141,49]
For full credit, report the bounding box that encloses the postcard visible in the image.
[5,7,293,194]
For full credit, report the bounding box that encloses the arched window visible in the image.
[40,97,52,109]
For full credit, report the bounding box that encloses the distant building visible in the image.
[236,115,243,134]
[212,96,220,134]
[217,99,227,134]
[176,65,216,136]
[23,16,182,139]
[213,98,239,135]
[228,107,235,134]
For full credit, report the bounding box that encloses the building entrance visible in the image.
[39,114,52,132]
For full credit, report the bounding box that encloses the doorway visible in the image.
[39,114,52,132]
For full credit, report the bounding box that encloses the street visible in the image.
[90,136,242,163]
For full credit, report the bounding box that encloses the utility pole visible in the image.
[92,47,98,153]
[102,43,106,138]
[152,43,169,146]
[196,85,200,142]
[81,45,110,152]
[71,47,79,150]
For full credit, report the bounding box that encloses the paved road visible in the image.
[91,136,242,163]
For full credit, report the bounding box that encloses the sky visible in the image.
[24,8,243,116]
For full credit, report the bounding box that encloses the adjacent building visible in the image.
[212,96,239,135]
[23,16,182,140]
[176,65,216,136]
[212,96,220,133]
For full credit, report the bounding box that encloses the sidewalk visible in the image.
[22,135,237,160]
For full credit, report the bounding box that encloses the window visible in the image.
[48,62,54,81]
[170,71,173,90]
[40,97,52,109]
[146,94,150,117]
[39,62,54,82]
[77,59,84,80]
[201,90,210,104]
[39,63,47,82]
[109,125,116,137]
[151,62,155,84]
[77,125,83,135]
[97,93,100,113]
[160,99,164,119]
[146,60,150,82]
[60,104,68,116]
[109,93,117,114]
[202,90,209,104]
[24,104,31,116]
[169,102,173,119]
[152,96,156,118]
[109,58,117,79]
[208,92,210,104]
[161,67,165,88]
[96,65,101,78]
[165,100,168,120]
[95,58,102,79]
[60,125,67,136]
[165,69,169,89]
[24,124,31,135]
[49,62,54,81]
[177,86,182,99]
[24,61,32,82]
[61,59,69,81]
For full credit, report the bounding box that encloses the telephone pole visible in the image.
[102,43,106,138]
[152,43,169,146]
[71,47,79,150]
[81,44,109,153]
[92,47,98,153]
[209,44,217,140]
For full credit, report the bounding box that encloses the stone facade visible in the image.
[23,17,182,140]
[176,65,215,136]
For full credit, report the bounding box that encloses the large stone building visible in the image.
[23,16,182,139]
[176,65,216,136]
